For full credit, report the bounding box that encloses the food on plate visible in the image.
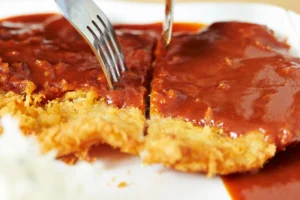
[0,14,155,157]
[143,22,300,176]
[1,13,300,176]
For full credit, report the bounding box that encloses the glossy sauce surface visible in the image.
[0,14,155,110]
[152,22,300,148]
[223,144,300,200]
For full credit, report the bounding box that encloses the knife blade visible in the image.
[162,0,175,48]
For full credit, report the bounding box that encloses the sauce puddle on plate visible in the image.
[222,144,300,200]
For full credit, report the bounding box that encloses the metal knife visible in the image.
[162,0,175,48]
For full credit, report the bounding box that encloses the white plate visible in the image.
[0,1,300,200]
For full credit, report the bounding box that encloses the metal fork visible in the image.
[54,0,126,89]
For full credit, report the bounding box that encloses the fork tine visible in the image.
[90,21,118,83]
[92,21,121,79]
[54,0,127,89]
[96,15,126,72]
[91,20,120,82]
[95,17,122,79]
[87,25,114,88]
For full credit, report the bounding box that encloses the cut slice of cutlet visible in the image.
[143,22,300,176]
[0,14,155,157]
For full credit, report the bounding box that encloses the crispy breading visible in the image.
[143,114,276,176]
[0,91,145,156]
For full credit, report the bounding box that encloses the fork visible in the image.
[54,0,126,89]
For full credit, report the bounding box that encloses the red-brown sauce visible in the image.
[147,22,300,199]
[0,13,156,110]
[152,22,300,148]
[0,14,203,110]
[115,22,203,34]
[222,143,300,200]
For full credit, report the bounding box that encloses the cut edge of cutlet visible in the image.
[142,114,276,177]
[0,90,146,157]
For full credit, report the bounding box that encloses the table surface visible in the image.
[126,0,299,13]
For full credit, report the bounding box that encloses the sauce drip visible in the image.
[222,144,300,200]
[152,22,300,148]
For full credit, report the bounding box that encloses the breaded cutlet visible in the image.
[2,13,300,177]
[143,22,300,176]
[0,14,155,157]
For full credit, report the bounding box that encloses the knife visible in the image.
[162,0,175,48]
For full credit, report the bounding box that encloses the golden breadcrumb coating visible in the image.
[143,114,276,176]
[0,91,145,156]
